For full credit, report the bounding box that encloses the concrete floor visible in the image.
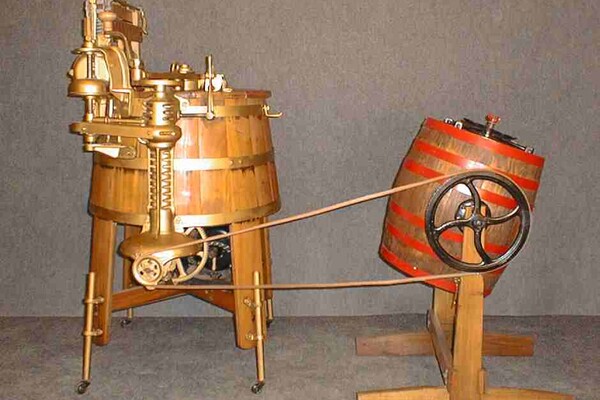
[0,315,598,400]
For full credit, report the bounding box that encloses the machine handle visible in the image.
[262,104,283,119]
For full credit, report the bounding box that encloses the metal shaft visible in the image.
[253,271,265,385]
[82,272,96,382]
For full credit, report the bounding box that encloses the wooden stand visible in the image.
[86,216,272,346]
[79,216,272,391]
[356,231,573,400]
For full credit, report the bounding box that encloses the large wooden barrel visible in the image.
[380,117,544,296]
[89,89,280,227]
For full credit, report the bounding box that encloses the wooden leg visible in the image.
[433,288,456,342]
[121,225,141,326]
[88,216,117,346]
[259,218,275,324]
[449,274,485,400]
[357,387,449,400]
[484,388,574,400]
[230,220,266,349]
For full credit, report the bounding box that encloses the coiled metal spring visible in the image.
[158,149,174,210]
[147,148,174,211]
[148,149,158,211]
[142,101,177,126]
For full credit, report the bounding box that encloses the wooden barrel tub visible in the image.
[88,89,280,228]
[380,117,544,295]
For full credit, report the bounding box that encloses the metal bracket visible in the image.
[82,296,105,305]
[82,328,104,337]
[245,332,265,341]
[244,297,259,309]
[85,143,136,159]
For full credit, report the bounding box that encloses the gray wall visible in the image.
[1,0,598,317]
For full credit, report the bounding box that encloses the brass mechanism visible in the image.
[68,0,272,286]
[117,78,203,285]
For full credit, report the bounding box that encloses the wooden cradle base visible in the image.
[356,234,572,400]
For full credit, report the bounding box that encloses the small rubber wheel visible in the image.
[251,381,265,394]
[120,318,132,328]
[76,380,90,394]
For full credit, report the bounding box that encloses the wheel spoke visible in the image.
[465,180,482,213]
[474,229,492,264]
[435,218,470,235]
[175,259,186,276]
[487,206,520,225]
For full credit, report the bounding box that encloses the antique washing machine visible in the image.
[67,0,281,393]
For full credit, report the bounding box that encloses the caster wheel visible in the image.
[251,381,265,394]
[120,318,132,328]
[266,319,274,328]
[76,380,90,394]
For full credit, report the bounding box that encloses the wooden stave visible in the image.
[380,118,544,295]
[88,90,280,227]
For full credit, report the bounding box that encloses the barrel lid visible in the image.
[442,115,535,154]
[426,118,545,167]
[176,89,272,99]
[145,55,271,98]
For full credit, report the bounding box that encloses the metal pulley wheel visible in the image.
[131,227,210,286]
[132,255,165,286]
[425,171,531,272]
[204,227,232,273]
[176,226,232,281]
[169,227,210,284]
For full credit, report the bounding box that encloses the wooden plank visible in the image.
[356,332,433,356]
[357,387,449,400]
[484,388,574,400]
[112,287,234,313]
[112,288,185,311]
[88,216,117,346]
[112,20,144,42]
[188,289,235,313]
[428,310,453,381]
[112,2,137,23]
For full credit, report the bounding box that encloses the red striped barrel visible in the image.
[380,117,544,295]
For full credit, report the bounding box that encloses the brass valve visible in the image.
[484,113,501,138]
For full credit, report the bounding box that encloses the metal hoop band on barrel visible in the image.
[93,150,275,171]
[89,201,281,227]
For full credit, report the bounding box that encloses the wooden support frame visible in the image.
[356,230,573,400]
[86,219,273,342]
[80,218,273,390]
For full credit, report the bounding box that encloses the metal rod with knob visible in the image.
[77,272,104,394]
